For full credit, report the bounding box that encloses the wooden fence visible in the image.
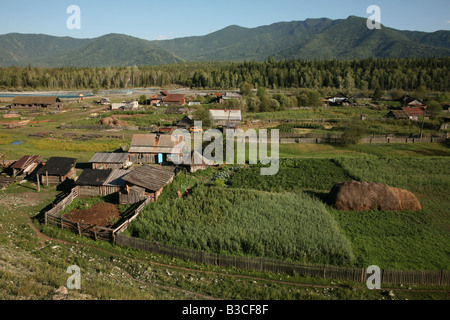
[44,186,115,242]
[43,187,450,286]
[114,234,450,286]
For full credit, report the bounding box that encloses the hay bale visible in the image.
[328,181,421,212]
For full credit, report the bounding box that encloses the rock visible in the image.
[327,181,421,212]
[388,290,395,297]
[54,286,69,295]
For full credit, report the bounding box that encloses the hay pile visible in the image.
[99,116,127,127]
[328,181,422,212]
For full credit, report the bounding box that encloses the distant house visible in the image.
[120,165,175,204]
[387,110,409,120]
[209,109,242,128]
[176,116,194,129]
[442,103,450,113]
[12,96,62,108]
[401,107,428,121]
[327,93,350,105]
[100,98,111,105]
[36,157,77,185]
[128,134,185,164]
[75,169,128,198]
[89,153,131,170]
[219,92,243,103]
[110,101,139,111]
[162,94,186,106]
[9,155,42,177]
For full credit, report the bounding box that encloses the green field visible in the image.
[127,155,450,271]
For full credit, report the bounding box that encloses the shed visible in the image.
[209,109,242,128]
[177,116,194,129]
[75,169,129,198]
[128,134,184,164]
[120,165,175,204]
[9,155,42,177]
[162,94,186,106]
[89,152,131,170]
[36,157,77,185]
[12,96,62,108]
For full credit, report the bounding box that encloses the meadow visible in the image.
[127,154,449,271]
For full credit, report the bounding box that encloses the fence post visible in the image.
[77,223,81,236]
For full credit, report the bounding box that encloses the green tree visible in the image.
[138,95,147,105]
[341,121,367,146]
[193,106,213,128]
[426,100,443,121]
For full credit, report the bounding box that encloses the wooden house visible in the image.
[209,109,242,128]
[387,110,409,120]
[75,169,128,198]
[89,153,131,170]
[120,165,175,204]
[36,157,77,185]
[12,96,62,108]
[176,116,194,129]
[128,134,184,164]
[162,94,186,106]
[401,107,428,121]
[9,155,42,177]
[327,93,350,106]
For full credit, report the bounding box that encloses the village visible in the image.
[0,85,449,302]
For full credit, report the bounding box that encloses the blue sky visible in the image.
[0,0,449,40]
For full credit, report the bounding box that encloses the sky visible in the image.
[0,0,449,40]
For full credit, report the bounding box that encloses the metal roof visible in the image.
[10,155,42,170]
[89,153,130,164]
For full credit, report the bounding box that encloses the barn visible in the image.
[9,155,42,177]
[36,157,77,185]
[128,134,184,164]
[75,169,129,198]
[120,165,175,204]
[12,96,62,108]
[89,152,131,170]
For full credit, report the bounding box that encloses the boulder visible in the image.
[328,181,421,212]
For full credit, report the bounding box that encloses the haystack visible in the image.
[328,181,421,212]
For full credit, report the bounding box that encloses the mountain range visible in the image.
[0,16,449,67]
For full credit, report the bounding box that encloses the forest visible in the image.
[0,57,448,93]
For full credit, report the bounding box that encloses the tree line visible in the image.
[0,57,448,93]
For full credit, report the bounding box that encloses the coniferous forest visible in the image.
[0,57,448,93]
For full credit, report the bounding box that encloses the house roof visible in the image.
[75,169,113,186]
[389,110,409,119]
[129,134,184,154]
[209,109,242,121]
[163,94,186,103]
[177,116,194,127]
[89,153,130,164]
[12,96,61,105]
[36,157,76,176]
[10,155,42,170]
[402,107,425,116]
[122,165,174,192]
[103,169,129,187]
